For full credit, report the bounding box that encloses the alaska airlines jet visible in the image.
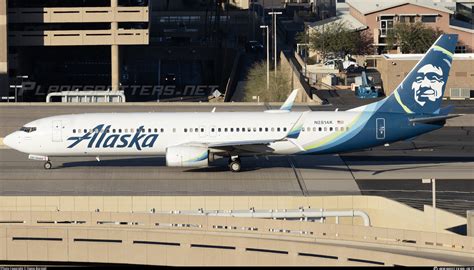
[3,35,460,172]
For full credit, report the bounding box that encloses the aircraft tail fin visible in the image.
[377,34,458,115]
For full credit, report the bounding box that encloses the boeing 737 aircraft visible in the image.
[4,35,460,172]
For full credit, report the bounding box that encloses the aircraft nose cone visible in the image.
[3,133,15,149]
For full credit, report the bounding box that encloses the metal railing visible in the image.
[46,90,126,103]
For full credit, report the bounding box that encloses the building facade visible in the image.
[373,53,474,99]
[1,0,252,102]
[0,1,7,98]
[346,0,473,54]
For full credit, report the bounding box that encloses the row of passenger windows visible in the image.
[73,128,164,134]
[303,126,350,132]
[190,127,288,133]
[72,126,350,134]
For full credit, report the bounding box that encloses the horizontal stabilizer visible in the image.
[409,114,461,124]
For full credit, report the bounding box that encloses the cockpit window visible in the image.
[20,127,37,133]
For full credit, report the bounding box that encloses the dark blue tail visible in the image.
[377,34,458,115]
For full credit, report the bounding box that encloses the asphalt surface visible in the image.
[0,104,472,217]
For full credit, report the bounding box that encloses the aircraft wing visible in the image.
[208,140,276,153]
[264,89,299,112]
[177,111,309,154]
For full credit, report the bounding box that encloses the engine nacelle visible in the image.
[166,145,209,167]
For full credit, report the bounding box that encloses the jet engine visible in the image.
[165,145,209,167]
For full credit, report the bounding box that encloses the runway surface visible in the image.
[0,104,473,216]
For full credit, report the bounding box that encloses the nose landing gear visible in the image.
[44,161,52,170]
[28,154,52,170]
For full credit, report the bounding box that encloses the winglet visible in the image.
[279,89,299,111]
[285,111,309,139]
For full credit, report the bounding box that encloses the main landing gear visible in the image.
[228,156,241,172]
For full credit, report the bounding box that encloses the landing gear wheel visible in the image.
[44,161,52,170]
[229,161,241,172]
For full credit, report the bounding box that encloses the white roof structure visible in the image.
[383,53,474,60]
[346,0,454,15]
[306,10,367,32]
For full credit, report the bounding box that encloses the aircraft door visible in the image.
[376,118,385,140]
[52,120,63,142]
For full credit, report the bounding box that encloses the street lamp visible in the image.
[422,178,436,232]
[260,25,269,90]
[268,11,282,76]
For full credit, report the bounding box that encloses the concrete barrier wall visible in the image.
[0,211,472,266]
[0,196,466,234]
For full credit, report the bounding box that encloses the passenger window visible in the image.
[319,127,322,132]
[330,127,333,132]
[173,128,176,133]
[112,129,116,133]
[324,127,327,131]
[161,128,165,133]
[271,127,274,132]
[73,129,76,134]
[218,128,221,132]
[201,128,204,132]
[225,128,228,132]
[195,128,198,132]
[184,128,188,133]
[335,127,339,131]
[148,128,152,133]
[313,127,316,132]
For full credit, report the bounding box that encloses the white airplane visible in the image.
[3,35,460,172]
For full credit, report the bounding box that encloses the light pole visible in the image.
[260,25,269,90]
[268,11,282,76]
[15,75,28,102]
[422,178,436,232]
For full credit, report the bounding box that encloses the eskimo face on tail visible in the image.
[412,64,444,106]
[378,35,457,115]
[395,48,453,114]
